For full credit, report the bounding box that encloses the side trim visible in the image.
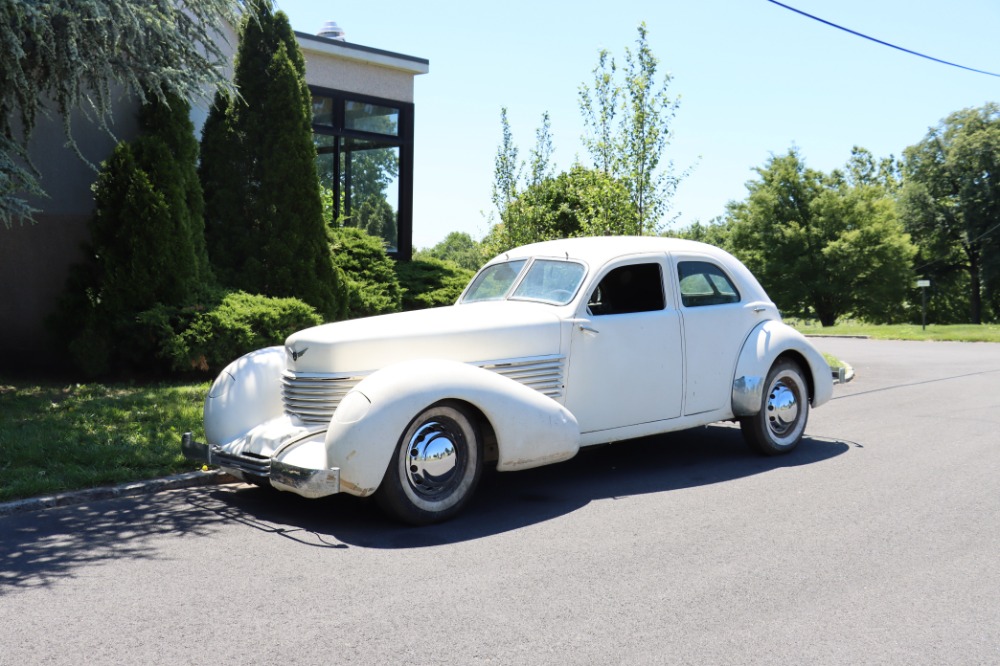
[732,375,765,416]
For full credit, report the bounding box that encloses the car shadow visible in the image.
[0,426,852,591]
[212,424,853,549]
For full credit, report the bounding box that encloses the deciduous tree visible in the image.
[900,104,1000,324]
[726,148,915,326]
[579,22,684,234]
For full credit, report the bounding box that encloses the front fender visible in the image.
[325,359,580,497]
[204,346,286,446]
[731,321,834,416]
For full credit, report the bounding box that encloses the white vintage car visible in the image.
[183,237,833,524]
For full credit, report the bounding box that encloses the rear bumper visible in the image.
[181,432,340,498]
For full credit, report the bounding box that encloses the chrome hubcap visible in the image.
[405,418,463,499]
[766,379,799,436]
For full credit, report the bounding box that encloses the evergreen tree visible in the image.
[200,0,344,320]
[59,93,210,374]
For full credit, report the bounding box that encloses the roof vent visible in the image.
[318,20,346,41]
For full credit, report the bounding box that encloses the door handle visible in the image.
[578,325,600,335]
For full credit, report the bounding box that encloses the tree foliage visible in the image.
[483,165,637,256]
[724,148,916,326]
[900,104,1000,324]
[491,107,522,225]
[579,22,683,234]
[418,232,485,272]
[0,0,241,228]
[329,226,402,319]
[528,111,554,188]
[200,0,344,320]
[396,257,474,311]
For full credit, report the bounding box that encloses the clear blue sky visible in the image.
[276,0,1000,250]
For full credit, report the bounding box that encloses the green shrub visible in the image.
[330,226,402,319]
[138,290,322,374]
[396,257,474,311]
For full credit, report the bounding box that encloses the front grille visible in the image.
[281,355,566,424]
[479,355,566,399]
[282,372,362,424]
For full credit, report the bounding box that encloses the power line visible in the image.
[766,0,1000,79]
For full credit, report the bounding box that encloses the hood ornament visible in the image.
[289,346,309,361]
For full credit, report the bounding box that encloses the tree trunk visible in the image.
[967,243,982,325]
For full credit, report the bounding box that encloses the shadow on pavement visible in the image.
[210,424,852,549]
[0,425,852,591]
[0,491,230,594]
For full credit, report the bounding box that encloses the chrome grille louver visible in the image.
[478,356,565,399]
[282,373,362,424]
[281,355,566,423]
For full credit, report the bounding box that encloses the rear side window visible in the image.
[677,261,740,307]
[588,263,665,315]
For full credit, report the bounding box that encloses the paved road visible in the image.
[2,339,999,665]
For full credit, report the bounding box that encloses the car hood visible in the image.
[284,302,564,374]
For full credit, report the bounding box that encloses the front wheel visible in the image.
[740,360,810,455]
[375,402,483,525]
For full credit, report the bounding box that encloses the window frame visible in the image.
[310,86,415,260]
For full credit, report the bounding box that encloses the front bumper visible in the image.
[181,432,341,499]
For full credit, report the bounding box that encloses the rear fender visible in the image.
[732,321,834,416]
[325,359,580,497]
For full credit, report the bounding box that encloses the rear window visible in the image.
[677,261,740,307]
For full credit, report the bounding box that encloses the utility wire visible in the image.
[766,0,1000,79]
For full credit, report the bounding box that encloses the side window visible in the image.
[588,263,665,315]
[677,261,741,307]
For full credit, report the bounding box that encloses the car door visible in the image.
[671,254,763,416]
[564,256,683,434]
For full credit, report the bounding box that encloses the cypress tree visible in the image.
[200,0,343,320]
[60,93,209,374]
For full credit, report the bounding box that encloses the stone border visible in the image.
[0,470,240,517]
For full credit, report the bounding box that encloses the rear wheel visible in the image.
[740,359,809,455]
[375,402,483,525]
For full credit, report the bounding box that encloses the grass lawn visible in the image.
[789,321,1000,343]
[0,380,208,502]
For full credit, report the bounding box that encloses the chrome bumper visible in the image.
[181,432,341,498]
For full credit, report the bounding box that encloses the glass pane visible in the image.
[678,261,740,307]
[463,260,528,302]
[345,100,399,136]
[589,263,664,314]
[341,139,400,251]
[313,135,336,225]
[511,260,586,305]
[312,96,334,126]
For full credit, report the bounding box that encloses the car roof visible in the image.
[493,236,738,268]
[487,236,771,304]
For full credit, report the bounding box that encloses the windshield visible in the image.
[510,259,586,305]
[462,260,528,302]
[462,258,586,305]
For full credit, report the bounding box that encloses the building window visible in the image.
[311,87,414,259]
